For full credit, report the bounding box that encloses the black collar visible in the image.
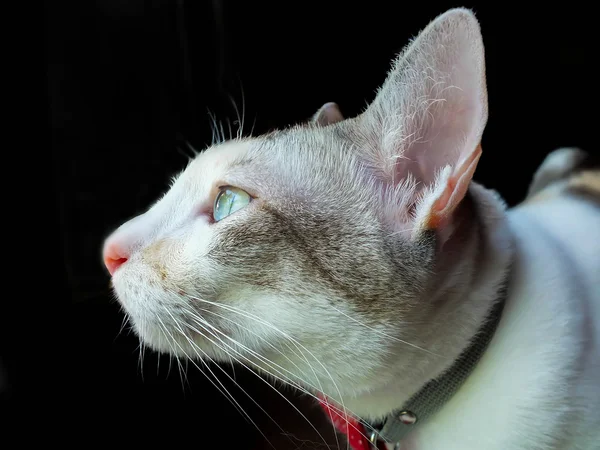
[363,285,508,446]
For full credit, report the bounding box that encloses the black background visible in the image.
[7,1,596,447]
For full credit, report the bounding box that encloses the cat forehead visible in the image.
[177,127,352,192]
[184,140,253,184]
[180,132,307,185]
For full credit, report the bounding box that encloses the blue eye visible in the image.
[213,187,251,222]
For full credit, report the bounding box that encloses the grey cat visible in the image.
[103,8,600,450]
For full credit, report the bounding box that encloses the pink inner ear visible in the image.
[313,102,344,126]
[427,145,482,229]
[387,58,485,233]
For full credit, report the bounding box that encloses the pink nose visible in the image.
[103,242,130,275]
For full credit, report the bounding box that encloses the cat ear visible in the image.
[312,102,344,126]
[358,8,487,239]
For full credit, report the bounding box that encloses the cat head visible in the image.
[103,8,487,399]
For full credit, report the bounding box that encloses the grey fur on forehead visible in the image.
[242,125,371,196]
[237,121,407,204]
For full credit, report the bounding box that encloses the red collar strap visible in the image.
[317,393,387,450]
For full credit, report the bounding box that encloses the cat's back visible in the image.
[507,188,600,347]
[502,149,600,448]
[510,188,600,293]
[510,148,599,300]
[510,147,600,306]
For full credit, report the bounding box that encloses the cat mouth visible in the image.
[111,272,259,363]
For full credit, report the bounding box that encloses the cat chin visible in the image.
[131,319,226,361]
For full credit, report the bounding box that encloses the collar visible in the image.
[318,286,507,450]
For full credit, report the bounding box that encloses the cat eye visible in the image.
[213,186,251,222]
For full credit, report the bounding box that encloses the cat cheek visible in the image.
[138,240,185,288]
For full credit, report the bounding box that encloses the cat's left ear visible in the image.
[311,102,344,126]
[358,8,487,241]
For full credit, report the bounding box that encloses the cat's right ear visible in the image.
[311,102,344,126]
[356,8,487,243]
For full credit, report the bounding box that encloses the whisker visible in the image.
[167,353,173,380]
[114,312,130,342]
[177,356,188,391]
[182,294,350,429]
[176,301,354,448]
[172,292,331,398]
[177,326,301,449]
[185,305,316,389]
[207,109,221,145]
[326,304,441,357]
[228,93,242,139]
[280,432,339,450]
[118,312,129,336]
[219,120,226,144]
[184,357,190,386]
[156,325,188,390]
[156,318,248,419]
[157,313,278,450]
[184,313,378,450]
[138,331,146,383]
[183,311,371,446]
[185,312,324,402]
[184,140,199,157]
[239,80,246,138]
[176,145,194,163]
[185,311,308,392]
[226,117,233,142]
[179,313,334,450]
[168,288,379,448]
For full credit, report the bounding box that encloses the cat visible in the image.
[102,8,600,450]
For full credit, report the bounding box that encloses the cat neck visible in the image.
[343,182,515,421]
